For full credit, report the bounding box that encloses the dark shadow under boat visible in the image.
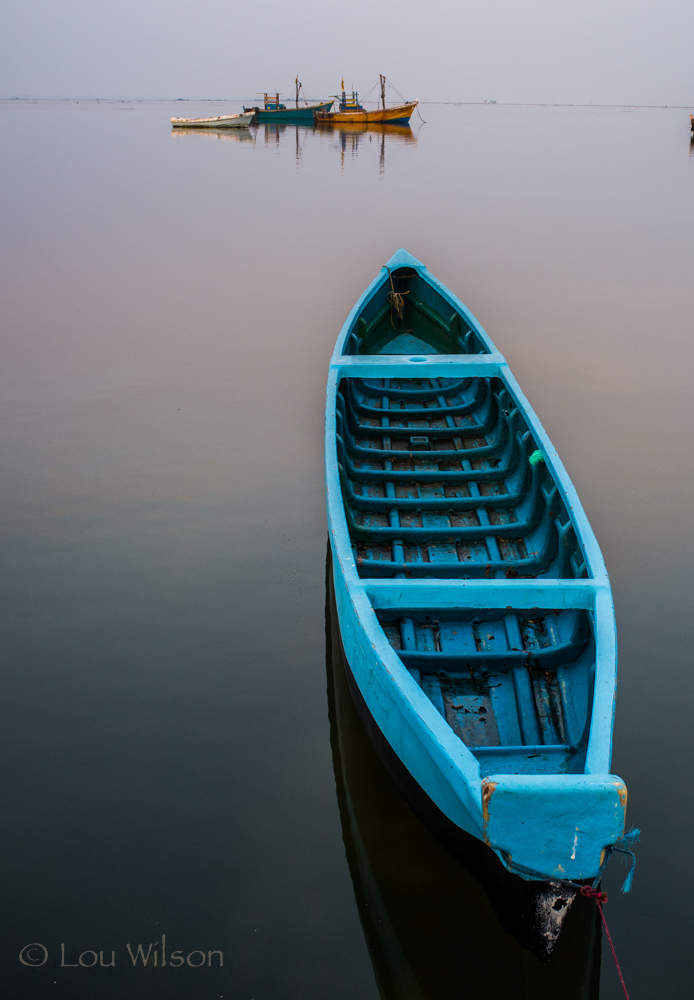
[326,555,602,991]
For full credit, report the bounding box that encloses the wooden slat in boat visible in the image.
[325,248,627,957]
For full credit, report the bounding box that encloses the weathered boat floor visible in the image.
[378,606,593,777]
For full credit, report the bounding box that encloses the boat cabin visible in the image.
[339,88,364,112]
[262,93,285,111]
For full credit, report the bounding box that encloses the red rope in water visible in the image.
[580,886,630,999]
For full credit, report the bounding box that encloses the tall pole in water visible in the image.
[380,74,386,111]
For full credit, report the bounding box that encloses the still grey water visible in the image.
[1,99,692,999]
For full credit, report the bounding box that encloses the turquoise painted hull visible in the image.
[326,566,602,971]
[325,249,627,949]
[244,101,333,122]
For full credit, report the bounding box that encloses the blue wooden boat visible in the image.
[326,569,602,983]
[325,249,629,956]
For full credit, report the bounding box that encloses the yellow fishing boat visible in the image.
[315,76,418,125]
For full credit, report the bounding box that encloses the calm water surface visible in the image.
[1,99,693,999]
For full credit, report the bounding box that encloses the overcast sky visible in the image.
[1,0,692,105]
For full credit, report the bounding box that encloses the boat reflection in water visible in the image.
[169,119,415,171]
[259,122,312,162]
[316,120,416,173]
[326,563,601,999]
[315,121,416,141]
[170,127,255,142]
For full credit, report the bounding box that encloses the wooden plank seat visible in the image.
[337,376,587,580]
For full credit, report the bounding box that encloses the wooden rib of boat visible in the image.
[325,248,628,957]
[170,112,254,128]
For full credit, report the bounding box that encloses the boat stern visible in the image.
[482,773,627,881]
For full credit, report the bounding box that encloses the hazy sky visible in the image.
[1,0,692,105]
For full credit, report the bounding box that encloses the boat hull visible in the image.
[244,101,333,122]
[170,112,254,128]
[325,249,627,954]
[316,101,418,125]
[327,560,602,966]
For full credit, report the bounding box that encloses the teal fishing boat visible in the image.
[244,78,333,122]
[325,249,635,956]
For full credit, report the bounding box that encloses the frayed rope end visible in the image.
[613,828,641,893]
[620,868,635,894]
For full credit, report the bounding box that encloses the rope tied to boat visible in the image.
[579,886,631,999]
[385,266,412,333]
[504,828,639,999]
[504,828,640,894]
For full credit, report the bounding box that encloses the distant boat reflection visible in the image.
[260,120,415,168]
[315,121,416,141]
[170,127,255,142]
[259,122,310,161]
[325,561,601,999]
[169,119,415,171]
[261,122,290,143]
[317,121,415,173]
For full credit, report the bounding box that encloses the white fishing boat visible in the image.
[170,111,255,129]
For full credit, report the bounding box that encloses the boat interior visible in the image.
[335,266,596,777]
[375,605,594,777]
[343,266,489,357]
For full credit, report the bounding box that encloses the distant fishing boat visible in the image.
[170,111,254,128]
[244,78,333,122]
[326,248,631,958]
[315,75,417,125]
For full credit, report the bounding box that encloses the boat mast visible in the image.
[380,74,386,111]
[295,76,300,109]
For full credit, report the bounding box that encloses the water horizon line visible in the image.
[1,96,693,110]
